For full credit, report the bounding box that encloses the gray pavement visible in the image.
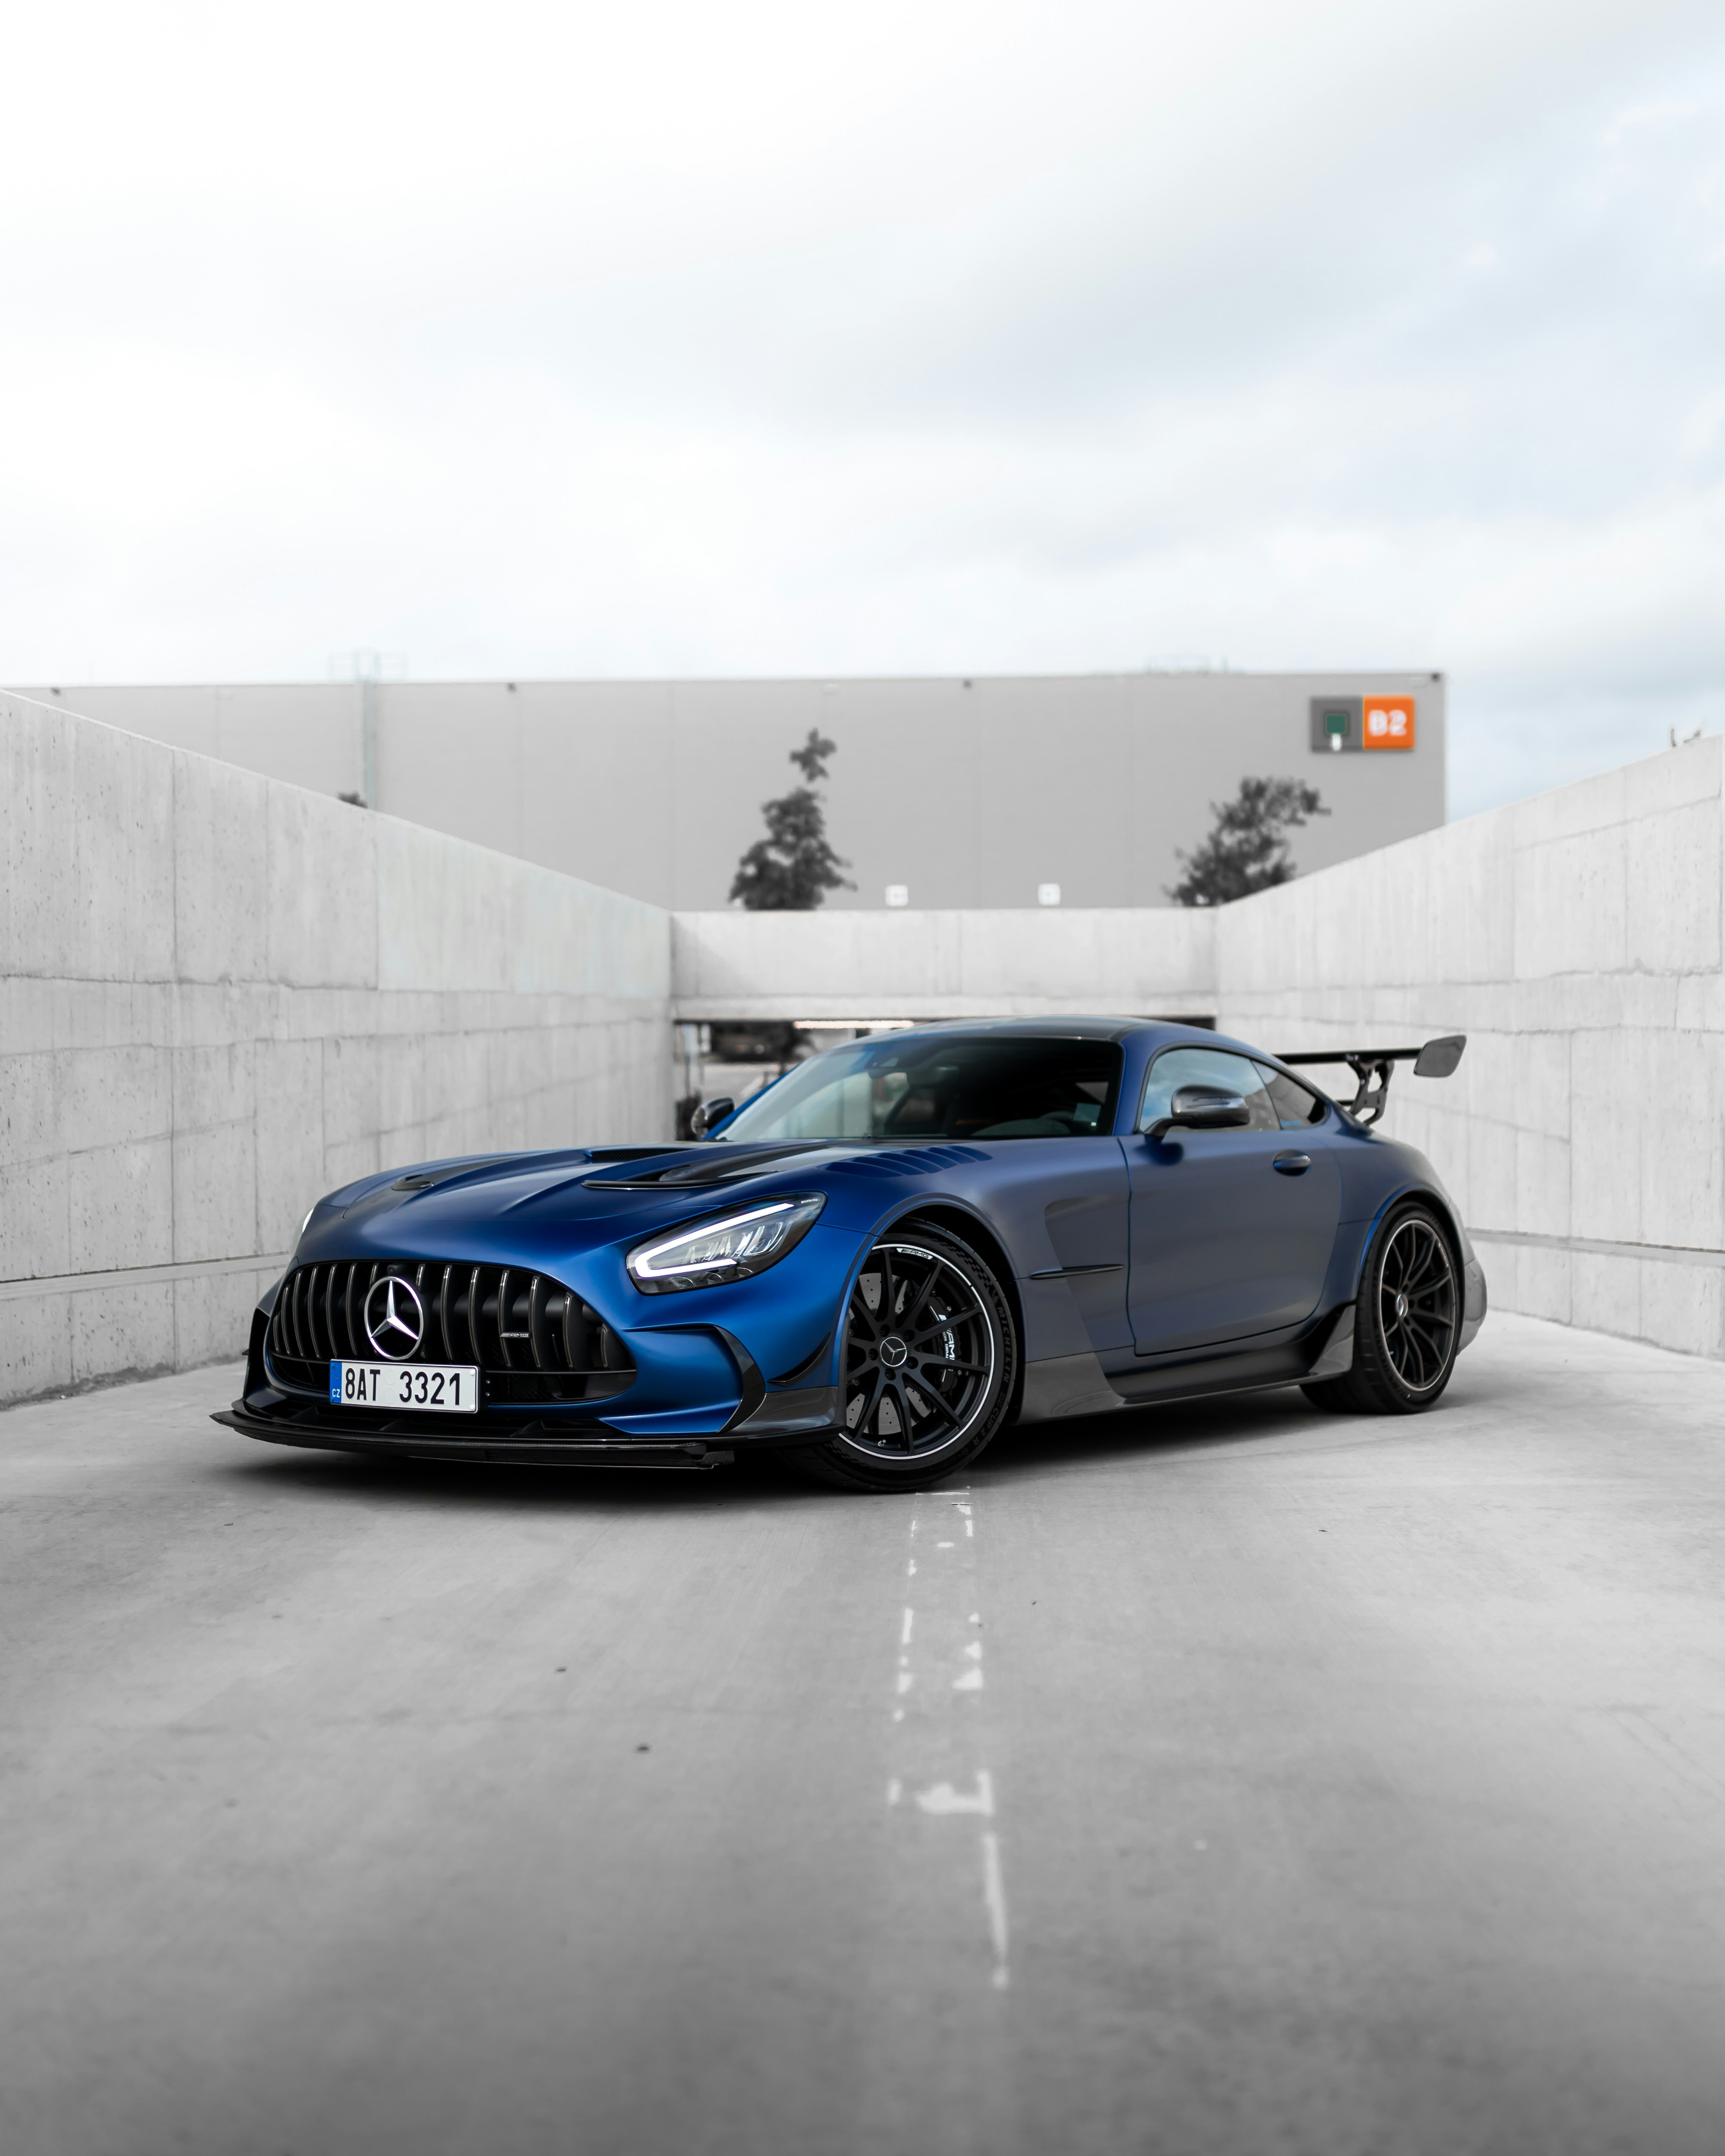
[3,1313,1724,2156]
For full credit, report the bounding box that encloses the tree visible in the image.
[729,729,855,910]
[1167,777,1329,907]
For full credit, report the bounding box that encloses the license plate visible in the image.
[331,1361,479,1414]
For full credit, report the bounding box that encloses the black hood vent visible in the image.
[585,1141,845,1190]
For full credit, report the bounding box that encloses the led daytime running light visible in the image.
[627,1194,825,1294]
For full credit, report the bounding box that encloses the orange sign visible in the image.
[1362,694,1415,750]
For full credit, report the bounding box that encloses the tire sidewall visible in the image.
[817,1226,1017,1488]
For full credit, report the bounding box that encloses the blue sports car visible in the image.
[216,1020,1486,1491]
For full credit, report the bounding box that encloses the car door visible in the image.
[1126,1046,1340,1356]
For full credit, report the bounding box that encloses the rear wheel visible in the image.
[783,1226,1017,1491]
[1302,1200,1460,1415]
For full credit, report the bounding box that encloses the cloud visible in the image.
[0,0,1721,816]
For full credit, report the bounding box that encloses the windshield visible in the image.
[717,1034,1124,1143]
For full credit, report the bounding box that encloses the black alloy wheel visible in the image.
[1375,1212,1457,1391]
[786,1225,1016,1491]
[1302,1199,1460,1415]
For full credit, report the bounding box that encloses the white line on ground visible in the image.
[883,1488,1010,1994]
[981,1832,1010,1990]
[915,1772,994,1818]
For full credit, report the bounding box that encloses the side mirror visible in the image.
[689,1095,735,1138]
[1146,1085,1251,1144]
[1412,1034,1466,1079]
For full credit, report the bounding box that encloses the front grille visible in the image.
[266,1259,634,1404]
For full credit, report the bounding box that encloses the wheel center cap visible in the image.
[1394,1292,1410,1321]
[880,1335,909,1369]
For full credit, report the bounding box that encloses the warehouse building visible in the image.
[15,669,1444,910]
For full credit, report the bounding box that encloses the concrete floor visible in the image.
[3,1314,1724,2156]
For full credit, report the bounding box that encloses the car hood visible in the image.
[293,1139,986,1273]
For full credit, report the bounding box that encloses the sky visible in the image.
[1,0,1720,819]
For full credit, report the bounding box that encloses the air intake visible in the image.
[266,1260,634,1405]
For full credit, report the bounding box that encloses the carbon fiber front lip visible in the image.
[211,1403,735,1468]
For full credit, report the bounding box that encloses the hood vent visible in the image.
[388,1159,512,1193]
[586,1141,844,1190]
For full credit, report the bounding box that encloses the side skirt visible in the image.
[1014,1350,1126,1425]
[1015,1303,1357,1423]
[1110,1341,1312,1408]
[1305,1304,1356,1380]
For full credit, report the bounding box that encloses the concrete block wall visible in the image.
[1214,734,1725,1358]
[1,692,672,1407]
[672,906,1218,1022]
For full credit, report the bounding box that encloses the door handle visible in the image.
[1272,1152,1311,1175]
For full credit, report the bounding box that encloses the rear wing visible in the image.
[1276,1035,1465,1127]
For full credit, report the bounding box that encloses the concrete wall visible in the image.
[12,671,1445,913]
[673,734,1725,1363]
[1,691,672,1408]
[1215,736,1725,1359]
[10,682,365,798]
[13,683,1712,1388]
[672,906,1217,1023]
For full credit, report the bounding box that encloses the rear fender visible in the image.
[1340,1183,1485,1350]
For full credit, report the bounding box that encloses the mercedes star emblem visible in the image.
[363,1274,425,1361]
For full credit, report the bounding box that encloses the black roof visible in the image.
[859,1016,1198,1045]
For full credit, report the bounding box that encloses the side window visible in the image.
[1254,1063,1327,1130]
[1137,1048,1278,1134]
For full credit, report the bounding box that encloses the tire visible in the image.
[783,1225,1018,1491]
[1301,1199,1460,1416]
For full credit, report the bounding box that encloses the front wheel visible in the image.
[783,1226,1017,1491]
[1302,1200,1460,1415]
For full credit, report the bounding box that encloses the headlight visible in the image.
[297,1205,316,1243]
[626,1194,825,1295]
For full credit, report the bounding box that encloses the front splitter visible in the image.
[211,1405,735,1470]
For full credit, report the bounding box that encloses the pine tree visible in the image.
[1167,777,1328,907]
[729,729,855,910]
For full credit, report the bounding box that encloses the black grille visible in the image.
[266,1260,634,1405]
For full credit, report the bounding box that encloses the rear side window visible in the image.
[1254,1063,1328,1130]
[1137,1047,1278,1133]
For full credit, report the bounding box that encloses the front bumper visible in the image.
[225,1215,863,1464]
[220,1304,841,1466]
